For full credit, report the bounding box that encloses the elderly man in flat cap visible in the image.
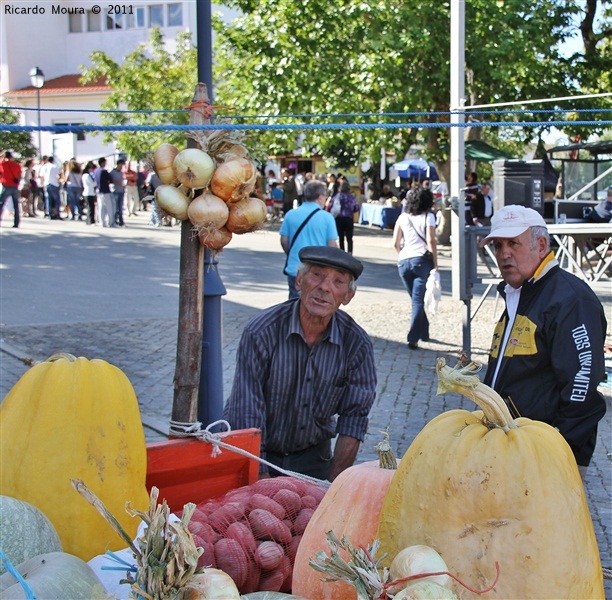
[223,246,377,482]
[480,205,606,478]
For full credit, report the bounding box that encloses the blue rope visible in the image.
[2,106,610,118]
[1,120,610,133]
[0,549,37,600]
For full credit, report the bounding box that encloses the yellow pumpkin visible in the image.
[0,354,149,561]
[377,358,604,599]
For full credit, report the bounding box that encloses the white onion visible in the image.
[388,545,451,594]
[154,143,179,184]
[188,191,229,229]
[393,581,458,599]
[174,148,215,189]
[226,197,267,234]
[154,185,190,220]
[209,157,257,203]
[198,226,232,251]
[178,568,240,599]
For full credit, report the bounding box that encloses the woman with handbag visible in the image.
[393,186,438,349]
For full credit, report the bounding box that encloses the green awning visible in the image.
[464,140,514,161]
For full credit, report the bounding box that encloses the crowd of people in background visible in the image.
[0,152,157,229]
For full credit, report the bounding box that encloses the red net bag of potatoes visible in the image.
[178,476,326,594]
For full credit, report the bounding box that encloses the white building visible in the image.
[1,0,234,164]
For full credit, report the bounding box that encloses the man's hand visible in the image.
[327,435,360,482]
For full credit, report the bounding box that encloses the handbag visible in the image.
[282,208,321,276]
[406,213,434,260]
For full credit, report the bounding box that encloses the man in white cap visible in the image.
[224,246,377,482]
[479,205,607,477]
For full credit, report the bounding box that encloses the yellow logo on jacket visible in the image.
[489,315,538,358]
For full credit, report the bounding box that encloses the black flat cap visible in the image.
[298,246,364,280]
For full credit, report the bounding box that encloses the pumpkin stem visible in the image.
[436,358,517,431]
[374,428,398,470]
[47,353,77,363]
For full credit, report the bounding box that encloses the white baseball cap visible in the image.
[479,205,547,247]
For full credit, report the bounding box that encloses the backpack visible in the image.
[330,194,342,217]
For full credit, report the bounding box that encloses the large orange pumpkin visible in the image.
[292,435,397,599]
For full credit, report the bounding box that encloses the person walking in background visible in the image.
[478,205,606,478]
[464,171,479,225]
[0,151,22,228]
[329,180,360,254]
[82,162,97,225]
[281,167,298,216]
[110,159,126,227]
[280,179,339,299]
[124,162,139,216]
[42,156,62,220]
[20,158,36,218]
[393,186,438,349]
[94,157,114,227]
[65,159,84,220]
[471,180,494,226]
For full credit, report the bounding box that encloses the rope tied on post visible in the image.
[184,98,235,120]
[167,419,330,489]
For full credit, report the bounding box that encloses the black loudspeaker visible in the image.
[493,160,545,215]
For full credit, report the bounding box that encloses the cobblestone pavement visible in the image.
[1,216,610,592]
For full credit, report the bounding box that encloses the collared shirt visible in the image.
[223,300,377,461]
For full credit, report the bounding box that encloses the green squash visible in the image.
[0,552,110,599]
[0,496,62,575]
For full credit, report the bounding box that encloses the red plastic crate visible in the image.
[146,428,261,511]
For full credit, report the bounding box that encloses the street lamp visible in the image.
[29,67,45,157]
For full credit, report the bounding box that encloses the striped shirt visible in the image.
[223,300,377,463]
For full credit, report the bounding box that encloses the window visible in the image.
[87,10,101,31]
[167,3,182,26]
[68,13,83,32]
[54,123,86,142]
[126,6,145,28]
[149,5,164,27]
[106,12,123,30]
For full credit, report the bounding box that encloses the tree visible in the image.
[0,107,37,158]
[212,0,611,183]
[80,28,197,161]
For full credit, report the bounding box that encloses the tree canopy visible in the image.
[80,28,197,161]
[0,108,37,158]
[212,0,612,175]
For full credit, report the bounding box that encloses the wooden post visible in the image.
[171,83,210,424]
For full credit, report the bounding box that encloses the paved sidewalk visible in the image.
[1,216,610,591]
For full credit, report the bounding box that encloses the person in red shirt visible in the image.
[0,151,23,228]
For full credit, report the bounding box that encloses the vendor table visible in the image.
[359,203,402,229]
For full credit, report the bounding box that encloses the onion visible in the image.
[154,185,190,220]
[154,143,179,184]
[177,568,240,599]
[174,148,215,189]
[393,581,458,599]
[188,191,229,229]
[198,226,232,251]
[210,157,257,203]
[388,545,451,594]
[226,197,267,234]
